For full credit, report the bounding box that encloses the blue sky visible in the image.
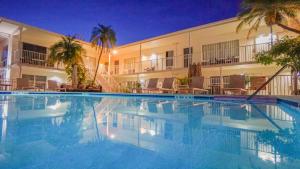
[0,0,242,45]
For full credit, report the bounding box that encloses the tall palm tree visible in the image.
[236,0,300,44]
[90,24,116,85]
[49,35,85,87]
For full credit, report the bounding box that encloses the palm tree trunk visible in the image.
[92,44,104,85]
[72,64,78,89]
[277,23,300,34]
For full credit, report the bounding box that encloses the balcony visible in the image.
[112,43,271,75]
[20,50,63,69]
[202,43,272,66]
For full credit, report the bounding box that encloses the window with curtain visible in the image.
[202,40,239,64]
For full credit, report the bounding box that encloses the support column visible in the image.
[5,35,13,80]
[18,26,23,78]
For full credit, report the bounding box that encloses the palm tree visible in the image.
[49,35,85,88]
[90,24,116,85]
[236,0,300,44]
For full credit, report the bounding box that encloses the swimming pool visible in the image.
[0,93,299,169]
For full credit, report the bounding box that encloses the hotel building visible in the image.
[0,17,299,95]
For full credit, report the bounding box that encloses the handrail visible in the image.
[247,64,289,100]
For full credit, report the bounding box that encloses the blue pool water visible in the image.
[0,94,300,169]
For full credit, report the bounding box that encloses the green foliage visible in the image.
[178,77,190,85]
[49,35,86,86]
[237,0,300,36]
[90,24,117,51]
[255,36,300,71]
[90,24,117,84]
[65,64,87,85]
[49,35,85,66]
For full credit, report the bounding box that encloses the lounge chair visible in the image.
[47,80,66,92]
[142,78,159,93]
[223,75,247,95]
[189,76,209,94]
[16,78,39,91]
[160,78,175,93]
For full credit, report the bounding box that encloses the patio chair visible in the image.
[16,78,39,91]
[189,76,209,94]
[159,78,175,93]
[223,75,247,95]
[47,80,66,92]
[142,78,159,93]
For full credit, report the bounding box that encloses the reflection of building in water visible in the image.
[0,96,299,169]
[91,99,299,168]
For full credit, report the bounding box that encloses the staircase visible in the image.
[86,67,120,93]
[96,74,121,93]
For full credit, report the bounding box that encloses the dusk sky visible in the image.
[0,0,242,45]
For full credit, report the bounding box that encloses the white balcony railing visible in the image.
[20,50,64,69]
[112,43,272,75]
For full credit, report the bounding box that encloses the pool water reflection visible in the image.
[0,95,299,169]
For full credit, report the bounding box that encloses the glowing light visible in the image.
[140,128,156,136]
[49,76,63,83]
[140,128,146,134]
[150,53,157,60]
[256,34,277,44]
[149,129,156,136]
[112,50,118,55]
[48,102,61,110]
[258,151,280,164]
[110,134,115,139]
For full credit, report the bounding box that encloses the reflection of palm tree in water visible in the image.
[257,123,299,158]
[46,96,86,146]
[86,97,103,141]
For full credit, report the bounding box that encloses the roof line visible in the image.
[0,16,92,45]
[116,17,238,49]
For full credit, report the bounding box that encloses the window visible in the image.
[22,43,47,66]
[1,46,8,67]
[114,60,119,75]
[202,40,239,65]
[23,43,47,54]
[124,58,135,74]
[35,75,47,89]
[166,50,174,67]
[184,47,193,68]
[22,74,47,89]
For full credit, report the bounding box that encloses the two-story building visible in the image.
[0,17,299,95]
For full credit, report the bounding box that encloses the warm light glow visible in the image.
[150,53,157,60]
[112,50,118,55]
[49,76,63,83]
[256,34,277,44]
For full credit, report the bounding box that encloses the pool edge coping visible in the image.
[0,91,299,108]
